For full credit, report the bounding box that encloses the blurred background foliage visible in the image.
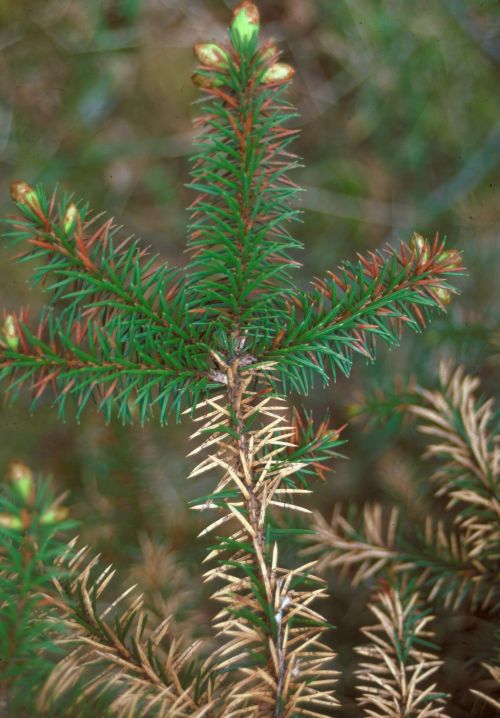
[0,0,498,715]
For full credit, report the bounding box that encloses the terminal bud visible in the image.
[231,1,260,44]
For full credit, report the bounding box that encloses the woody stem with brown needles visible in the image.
[222,352,287,717]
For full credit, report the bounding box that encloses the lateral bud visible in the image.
[262,62,295,85]
[63,203,79,233]
[434,287,452,305]
[191,72,225,89]
[194,43,229,69]
[231,1,260,44]
[410,232,429,263]
[438,248,461,269]
[2,315,19,350]
[8,461,34,502]
[0,514,23,530]
[10,180,39,208]
[260,43,280,62]
[40,507,69,525]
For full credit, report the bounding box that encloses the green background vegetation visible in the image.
[0,1,498,715]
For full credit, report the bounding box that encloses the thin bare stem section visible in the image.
[188,356,337,717]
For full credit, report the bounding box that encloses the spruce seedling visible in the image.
[0,3,463,715]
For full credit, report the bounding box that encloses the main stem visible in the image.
[197,350,336,716]
[222,51,286,704]
[225,355,286,717]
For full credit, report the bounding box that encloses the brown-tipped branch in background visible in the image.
[411,362,500,563]
[41,539,220,718]
[355,582,449,718]
[307,364,499,711]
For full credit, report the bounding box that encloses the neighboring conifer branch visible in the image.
[187,361,339,717]
[347,375,419,429]
[310,504,486,608]
[309,504,402,584]
[0,463,72,714]
[307,365,499,613]
[355,582,449,718]
[411,363,499,560]
[128,535,204,637]
[40,540,220,718]
[309,503,497,612]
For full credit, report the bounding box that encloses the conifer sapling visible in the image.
[0,2,465,715]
